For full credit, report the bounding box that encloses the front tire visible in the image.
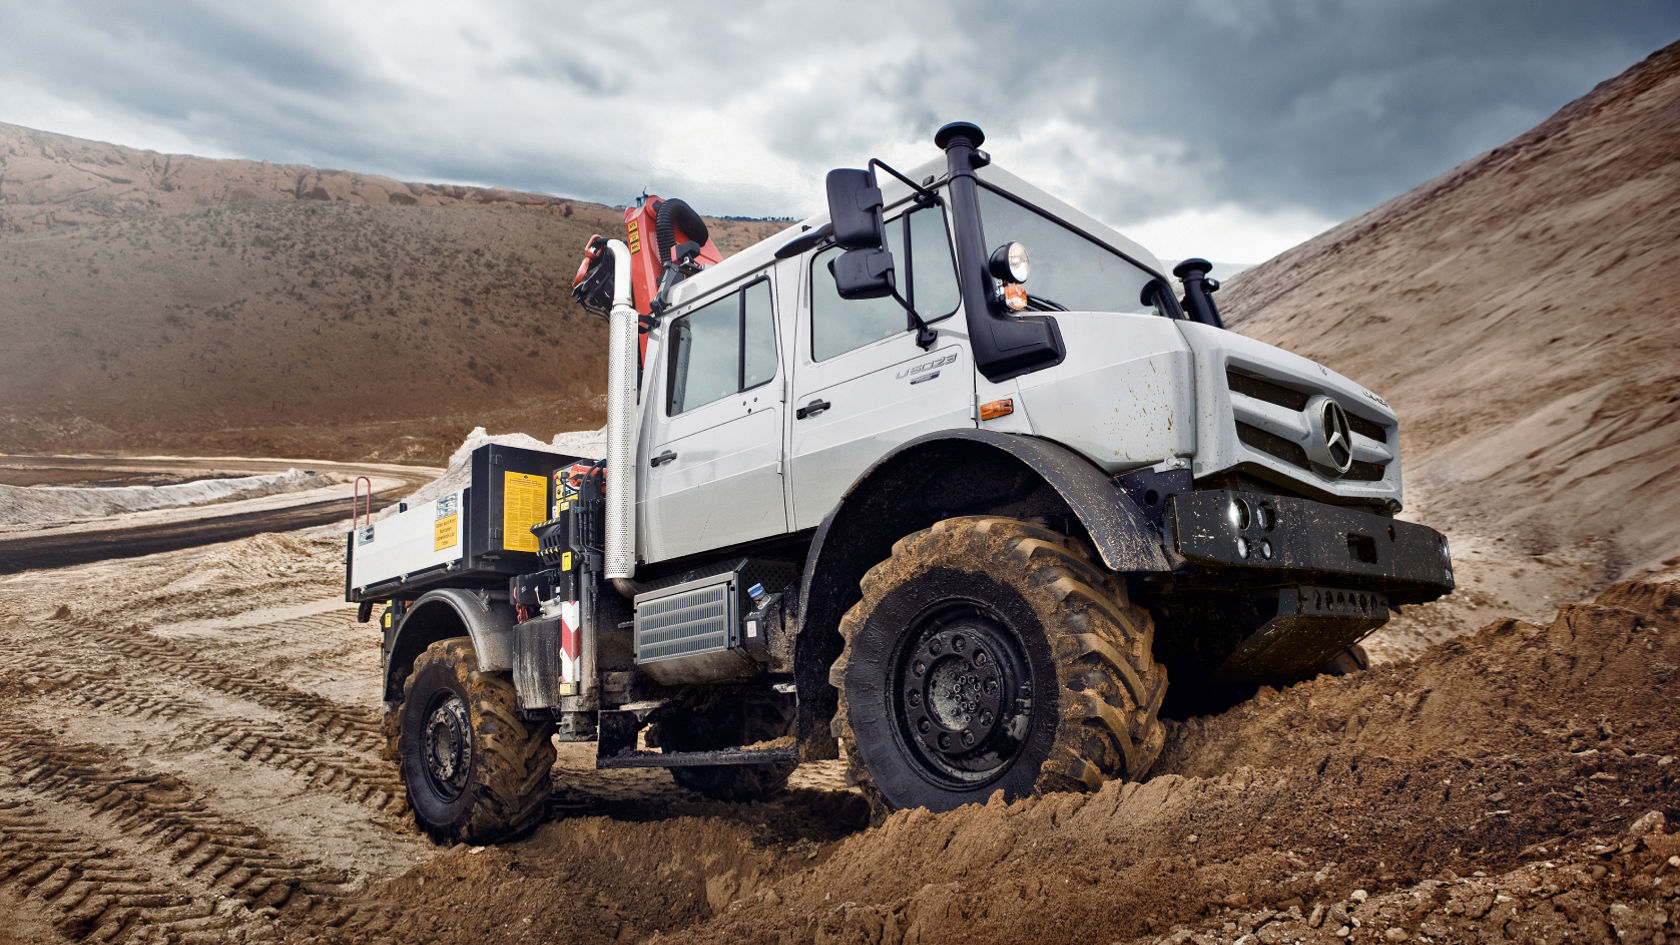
[397,637,555,844]
[831,517,1167,814]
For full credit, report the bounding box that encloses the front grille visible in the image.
[1345,413,1387,445]
[1226,368,1394,485]
[1227,370,1310,411]
[1236,421,1310,468]
[1346,460,1386,482]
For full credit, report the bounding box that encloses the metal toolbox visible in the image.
[346,443,585,602]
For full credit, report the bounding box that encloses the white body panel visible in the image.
[640,393,787,561]
[1011,312,1195,474]
[787,333,976,530]
[638,273,789,563]
[348,490,464,594]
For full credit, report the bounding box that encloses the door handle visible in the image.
[650,450,677,467]
[796,398,831,420]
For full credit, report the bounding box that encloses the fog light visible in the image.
[1236,536,1250,558]
[1228,498,1251,531]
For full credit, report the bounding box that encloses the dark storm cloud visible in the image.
[937,0,1680,220]
[7,2,373,112]
[0,0,1674,249]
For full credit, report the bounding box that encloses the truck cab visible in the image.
[349,122,1452,843]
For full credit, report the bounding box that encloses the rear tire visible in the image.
[397,637,555,844]
[831,516,1167,815]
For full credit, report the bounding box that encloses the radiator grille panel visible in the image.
[1226,368,1395,486]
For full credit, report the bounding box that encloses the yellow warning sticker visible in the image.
[433,492,459,551]
[433,514,458,551]
[562,551,573,571]
[627,219,641,255]
[502,472,546,554]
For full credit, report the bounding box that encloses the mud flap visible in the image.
[513,615,564,710]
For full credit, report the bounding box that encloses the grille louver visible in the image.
[1226,368,1394,484]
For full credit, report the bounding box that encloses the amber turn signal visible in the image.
[979,398,1014,421]
[1001,283,1028,311]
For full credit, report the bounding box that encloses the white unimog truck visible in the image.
[346,122,1454,843]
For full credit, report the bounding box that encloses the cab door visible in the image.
[639,275,787,563]
[787,202,974,530]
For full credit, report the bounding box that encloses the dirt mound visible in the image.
[303,582,1676,945]
[1161,581,1679,776]
[0,123,578,232]
[1221,41,1680,656]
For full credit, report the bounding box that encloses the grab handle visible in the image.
[353,476,373,533]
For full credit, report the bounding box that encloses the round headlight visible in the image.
[988,242,1030,284]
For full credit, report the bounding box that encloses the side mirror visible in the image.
[825,167,897,300]
[826,168,886,249]
[829,247,895,300]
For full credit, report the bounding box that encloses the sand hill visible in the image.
[0,123,783,462]
[1222,40,1680,654]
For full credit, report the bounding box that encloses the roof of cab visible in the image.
[662,156,1169,309]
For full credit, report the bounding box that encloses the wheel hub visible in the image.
[423,694,472,798]
[894,602,1031,785]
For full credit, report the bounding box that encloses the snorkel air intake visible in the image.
[935,121,1066,382]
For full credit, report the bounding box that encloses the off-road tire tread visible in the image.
[831,516,1168,817]
[398,638,555,844]
[380,703,402,765]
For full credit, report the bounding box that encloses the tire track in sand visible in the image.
[57,616,385,752]
[0,717,400,942]
[48,670,406,816]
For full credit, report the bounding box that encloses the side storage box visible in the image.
[347,443,587,601]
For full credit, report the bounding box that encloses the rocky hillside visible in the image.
[0,124,784,462]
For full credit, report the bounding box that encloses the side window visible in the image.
[667,279,777,415]
[811,203,960,361]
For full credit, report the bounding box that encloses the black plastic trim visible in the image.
[935,122,1066,383]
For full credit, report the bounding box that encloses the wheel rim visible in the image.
[421,692,473,800]
[890,598,1033,788]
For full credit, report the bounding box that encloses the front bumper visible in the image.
[1168,490,1454,604]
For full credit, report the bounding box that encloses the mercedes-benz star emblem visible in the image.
[1305,395,1355,476]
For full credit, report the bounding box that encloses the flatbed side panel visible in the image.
[349,489,465,599]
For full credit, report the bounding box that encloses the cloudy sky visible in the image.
[1,1,1674,263]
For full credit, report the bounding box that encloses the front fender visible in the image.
[790,429,1168,756]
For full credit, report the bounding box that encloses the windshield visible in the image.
[976,186,1167,316]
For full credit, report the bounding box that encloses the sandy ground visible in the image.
[0,520,1673,945]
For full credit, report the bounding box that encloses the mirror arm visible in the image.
[868,159,940,205]
[886,282,937,350]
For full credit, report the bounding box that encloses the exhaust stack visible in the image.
[602,239,638,581]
